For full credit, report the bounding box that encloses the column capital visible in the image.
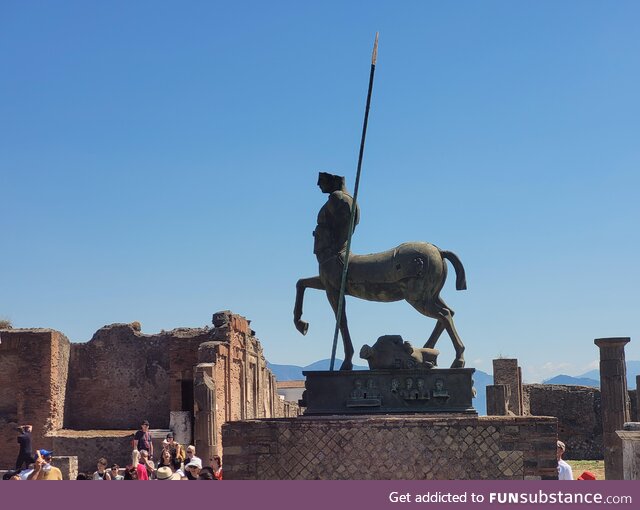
[594,337,631,349]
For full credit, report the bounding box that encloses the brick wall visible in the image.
[51,431,134,474]
[222,415,558,480]
[64,324,171,429]
[524,384,602,460]
[0,329,70,465]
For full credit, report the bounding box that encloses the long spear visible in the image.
[329,33,379,371]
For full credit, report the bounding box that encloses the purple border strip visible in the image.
[5,480,639,510]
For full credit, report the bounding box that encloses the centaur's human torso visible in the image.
[313,189,359,262]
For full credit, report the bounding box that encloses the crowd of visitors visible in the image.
[3,420,223,481]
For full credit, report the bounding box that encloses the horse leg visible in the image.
[294,276,325,335]
[326,288,354,371]
[423,322,445,349]
[409,298,465,369]
[423,297,454,349]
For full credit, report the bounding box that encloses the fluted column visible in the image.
[594,337,631,480]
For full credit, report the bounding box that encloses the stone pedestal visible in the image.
[616,423,640,480]
[222,415,558,480]
[301,368,476,415]
[595,337,631,480]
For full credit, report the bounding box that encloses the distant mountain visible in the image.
[267,359,368,380]
[268,359,493,415]
[471,370,493,416]
[578,360,640,388]
[543,375,599,387]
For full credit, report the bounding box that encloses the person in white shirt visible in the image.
[557,440,574,480]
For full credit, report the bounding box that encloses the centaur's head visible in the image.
[317,172,346,194]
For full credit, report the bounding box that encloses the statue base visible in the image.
[300,368,477,415]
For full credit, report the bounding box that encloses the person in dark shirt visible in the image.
[131,419,153,459]
[15,424,34,470]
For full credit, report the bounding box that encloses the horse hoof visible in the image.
[295,320,309,336]
[339,360,353,371]
[450,359,465,368]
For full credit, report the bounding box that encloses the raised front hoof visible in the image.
[339,360,353,371]
[294,320,309,336]
[450,359,465,368]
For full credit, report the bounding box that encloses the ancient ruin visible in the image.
[0,311,298,472]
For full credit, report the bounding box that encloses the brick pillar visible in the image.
[595,337,631,480]
[493,359,522,415]
[486,385,510,415]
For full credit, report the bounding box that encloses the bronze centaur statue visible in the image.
[293,172,467,370]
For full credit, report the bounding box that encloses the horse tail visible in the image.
[440,250,467,291]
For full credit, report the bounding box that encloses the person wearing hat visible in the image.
[155,466,182,481]
[27,449,63,480]
[131,419,153,459]
[577,470,596,480]
[557,440,574,480]
[184,457,202,480]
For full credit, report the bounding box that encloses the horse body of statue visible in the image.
[294,172,467,371]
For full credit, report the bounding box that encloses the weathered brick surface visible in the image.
[65,324,172,429]
[0,329,70,464]
[222,415,558,480]
[524,384,603,460]
[50,431,134,474]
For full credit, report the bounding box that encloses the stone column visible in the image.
[193,363,218,463]
[486,384,510,416]
[594,337,631,480]
[616,423,640,480]
[493,359,523,415]
[637,376,640,421]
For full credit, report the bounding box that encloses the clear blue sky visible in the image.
[1,1,639,382]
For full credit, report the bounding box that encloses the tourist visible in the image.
[212,455,223,480]
[3,470,21,480]
[110,464,124,480]
[557,440,574,480]
[198,466,216,480]
[15,424,34,470]
[17,463,35,480]
[164,432,185,462]
[123,465,138,480]
[131,419,154,459]
[184,457,202,480]
[184,444,197,467]
[93,457,112,480]
[156,466,182,480]
[137,449,154,480]
[157,448,173,470]
[171,457,186,479]
[131,449,140,470]
[27,449,63,480]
